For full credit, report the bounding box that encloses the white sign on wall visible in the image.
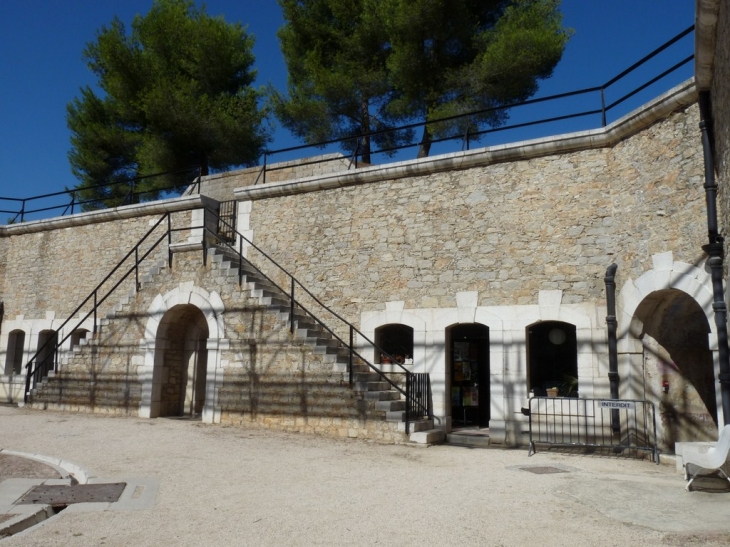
[598,400,636,410]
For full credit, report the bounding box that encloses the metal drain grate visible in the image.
[18,483,127,505]
[520,466,568,475]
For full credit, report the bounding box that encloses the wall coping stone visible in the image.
[695,0,720,90]
[234,78,697,202]
[0,194,218,237]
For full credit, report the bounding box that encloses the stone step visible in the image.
[410,429,446,445]
[375,399,405,411]
[363,390,401,401]
[354,381,391,392]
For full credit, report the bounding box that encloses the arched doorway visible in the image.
[633,289,717,449]
[154,304,209,417]
[448,323,489,428]
[527,321,578,397]
[5,329,25,375]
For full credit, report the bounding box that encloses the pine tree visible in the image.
[67,0,269,208]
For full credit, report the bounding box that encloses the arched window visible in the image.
[70,329,90,348]
[4,330,25,375]
[36,330,58,373]
[374,324,414,364]
[527,321,578,397]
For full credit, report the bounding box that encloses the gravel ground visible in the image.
[1,405,729,547]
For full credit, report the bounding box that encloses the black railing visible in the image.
[24,213,173,399]
[2,167,200,224]
[23,207,432,433]
[2,27,692,223]
[256,25,694,181]
[527,396,659,463]
[204,211,432,432]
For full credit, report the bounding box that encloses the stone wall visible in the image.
[0,211,189,321]
[198,154,352,203]
[28,247,406,441]
[245,104,705,325]
[712,0,730,254]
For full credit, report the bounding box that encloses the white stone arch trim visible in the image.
[139,283,227,423]
[618,251,722,429]
[618,252,715,339]
[360,301,428,372]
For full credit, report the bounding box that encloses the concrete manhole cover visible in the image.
[520,466,568,475]
[18,483,127,505]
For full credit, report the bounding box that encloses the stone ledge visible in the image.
[234,78,697,202]
[0,194,217,237]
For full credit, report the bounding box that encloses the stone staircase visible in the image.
[208,244,444,444]
[26,236,444,444]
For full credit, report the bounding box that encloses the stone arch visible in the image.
[360,303,427,371]
[139,284,226,423]
[618,252,722,433]
[631,289,718,450]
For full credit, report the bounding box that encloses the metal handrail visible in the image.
[206,213,431,431]
[4,167,200,223]
[258,25,694,176]
[21,210,432,432]
[24,213,171,400]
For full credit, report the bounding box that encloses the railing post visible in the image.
[167,214,173,268]
[54,334,59,373]
[24,360,32,403]
[238,237,243,286]
[20,199,26,223]
[262,152,267,185]
[290,277,295,334]
[601,88,607,127]
[135,247,140,292]
[349,325,354,385]
[70,191,76,216]
[405,373,411,435]
[93,291,98,336]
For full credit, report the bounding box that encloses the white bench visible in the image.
[683,425,730,492]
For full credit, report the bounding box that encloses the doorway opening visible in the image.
[154,304,209,418]
[527,321,578,397]
[5,330,25,375]
[633,289,717,448]
[448,323,489,429]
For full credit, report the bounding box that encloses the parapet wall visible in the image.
[240,101,705,325]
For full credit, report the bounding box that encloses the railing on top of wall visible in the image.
[23,207,432,433]
[1,167,201,224]
[2,26,694,223]
[254,25,695,184]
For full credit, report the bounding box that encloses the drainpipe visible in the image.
[605,263,620,432]
[699,90,730,425]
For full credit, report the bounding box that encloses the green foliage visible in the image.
[275,0,570,159]
[273,0,411,164]
[67,0,269,209]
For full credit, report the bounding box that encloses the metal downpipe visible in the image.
[699,91,730,425]
[605,263,620,432]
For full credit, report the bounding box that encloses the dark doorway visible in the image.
[527,321,578,397]
[154,305,209,417]
[5,330,25,375]
[448,323,489,428]
[634,289,717,448]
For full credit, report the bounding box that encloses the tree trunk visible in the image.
[360,100,372,165]
[417,125,432,158]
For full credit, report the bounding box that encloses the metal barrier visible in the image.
[527,397,659,463]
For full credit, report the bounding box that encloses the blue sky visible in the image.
[0,1,695,203]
